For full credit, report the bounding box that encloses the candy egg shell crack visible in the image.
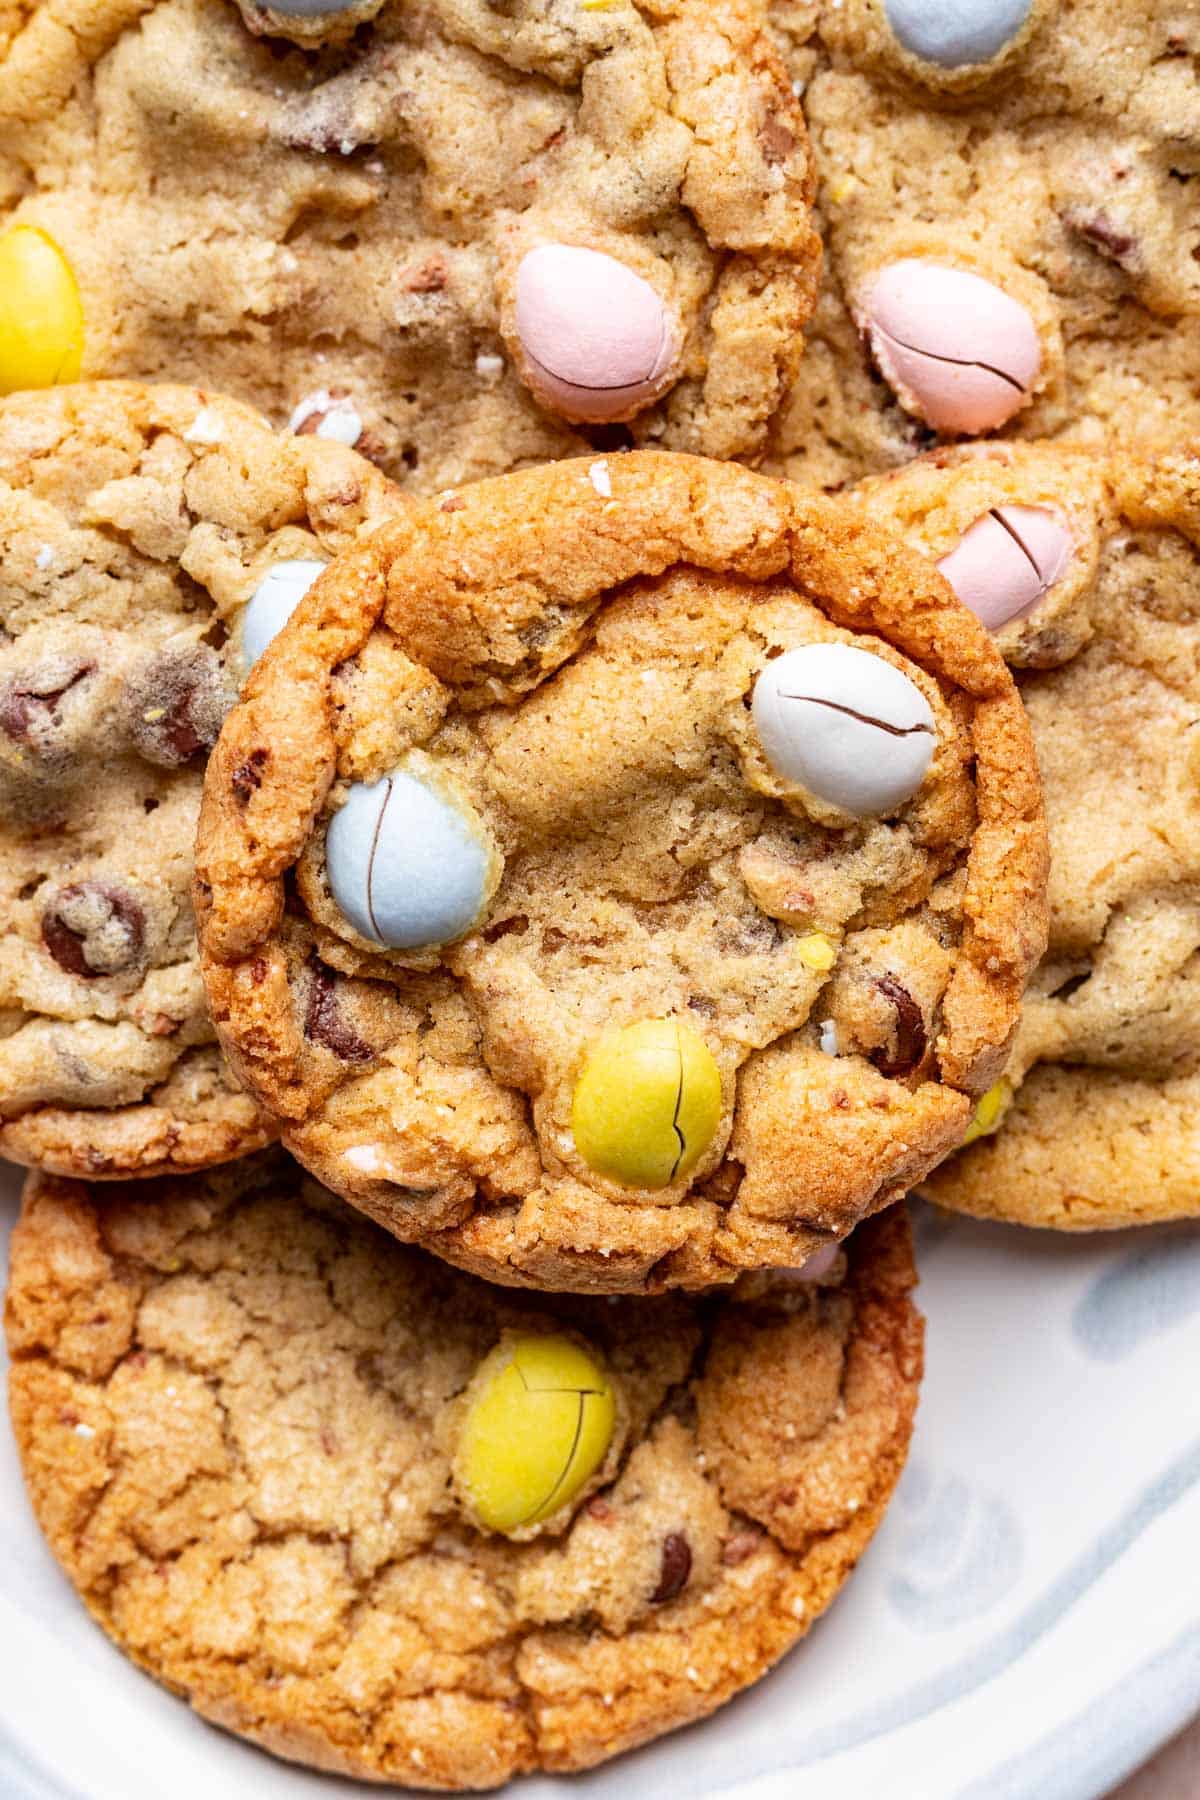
[0,380,399,1180]
[197,451,1047,1294]
[0,0,822,487]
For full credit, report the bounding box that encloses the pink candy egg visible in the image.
[860,261,1041,434]
[938,505,1073,629]
[514,244,679,422]
[777,1243,842,1284]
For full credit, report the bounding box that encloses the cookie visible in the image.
[0,0,821,490]
[196,450,1047,1291]
[768,1,1200,491]
[5,1153,923,1787]
[0,379,398,1180]
[853,439,1200,1228]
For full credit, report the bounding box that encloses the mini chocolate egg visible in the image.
[884,0,1033,68]
[0,226,84,395]
[859,261,1041,434]
[326,761,494,950]
[779,1242,841,1282]
[571,1018,722,1190]
[752,642,936,817]
[938,506,1072,629]
[238,559,327,671]
[515,244,679,423]
[454,1333,617,1536]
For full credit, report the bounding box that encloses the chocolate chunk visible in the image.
[0,661,93,760]
[42,882,146,979]
[277,50,406,155]
[869,974,927,1080]
[482,913,529,944]
[303,957,375,1062]
[720,1527,764,1566]
[231,747,269,802]
[1064,208,1139,270]
[125,645,234,767]
[760,112,796,166]
[399,256,449,295]
[650,1531,693,1604]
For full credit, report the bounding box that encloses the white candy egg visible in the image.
[326,763,494,950]
[239,559,327,671]
[752,643,936,817]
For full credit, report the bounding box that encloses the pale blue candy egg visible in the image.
[326,766,492,950]
[239,559,326,671]
[884,0,1032,67]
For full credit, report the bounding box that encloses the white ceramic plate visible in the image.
[2,1158,1199,1800]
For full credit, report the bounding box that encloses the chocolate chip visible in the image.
[482,913,528,944]
[400,255,449,294]
[580,422,636,454]
[869,975,927,1080]
[125,645,233,767]
[0,661,94,760]
[303,956,375,1062]
[760,112,796,166]
[42,882,146,979]
[1064,208,1140,270]
[650,1531,692,1604]
[231,747,269,802]
[720,1528,764,1566]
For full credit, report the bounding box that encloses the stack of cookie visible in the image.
[0,0,1194,1787]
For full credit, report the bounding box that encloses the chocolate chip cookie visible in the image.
[854,439,1200,1228]
[769,0,1200,490]
[0,0,820,488]
[196,451,1047,1291]
[6,1151,922,1787]
[0,379,397,1179]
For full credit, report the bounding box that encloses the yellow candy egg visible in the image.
[571,1017,722,1189]
[0,226,85,395]
[963,1077,1013,1144]
[455,1333,616,1536]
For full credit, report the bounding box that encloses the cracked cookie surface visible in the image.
[767,0,1200,490]
[854,440,1200,1227]
[196,450,1046,1291]
[0,380,398,1179]
[5,1154,923,1789]
[0,0,820,489]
